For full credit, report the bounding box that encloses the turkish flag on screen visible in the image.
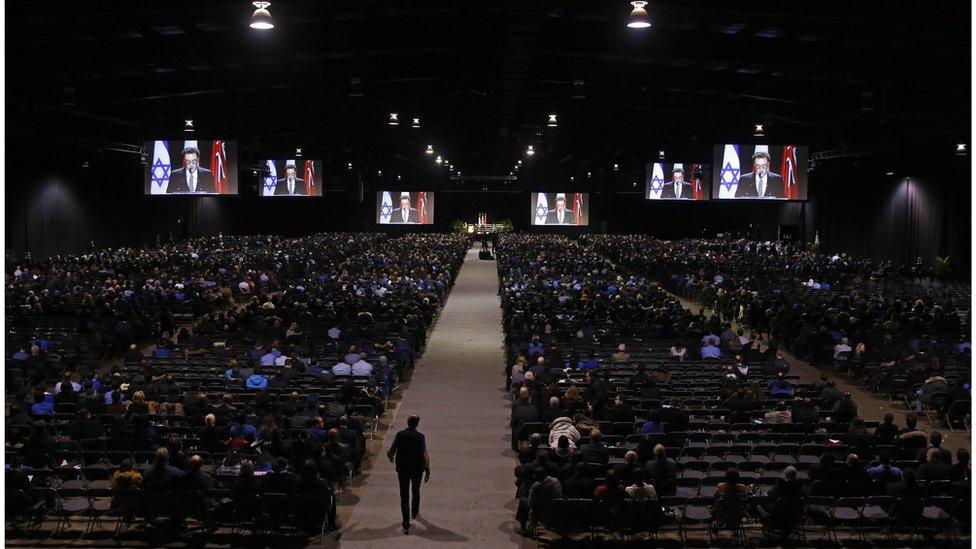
[304,160,315,196]
[417,192,428,224]
[573,193,583,224]
[782,145,797,200]
[211,141,228,194]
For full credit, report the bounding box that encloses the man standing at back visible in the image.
[387,413,430,534]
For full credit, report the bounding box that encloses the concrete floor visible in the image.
[337,246,525,548]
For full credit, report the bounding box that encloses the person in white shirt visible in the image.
[352,353,374,376]
[833,337,853,359]
[669,342,687,362]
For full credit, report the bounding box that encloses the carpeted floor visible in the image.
[339,246,524,547]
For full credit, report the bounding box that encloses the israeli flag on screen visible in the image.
[263,160,277,196]
[649,162,665,199]
[534,193,548,225]
[150,140,171,194]
[380,191,393,224]
[718,144,740,199]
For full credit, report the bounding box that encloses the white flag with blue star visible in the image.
[534,192,548,225]
[262,160,277,196]
[379,191,393,224]
[149,140,171,194]
[649,162,665,199]
[718,144,741,199]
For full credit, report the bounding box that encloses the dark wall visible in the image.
[5,141,969,276]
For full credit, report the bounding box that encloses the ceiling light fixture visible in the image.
[412,117,421,128]
[572,80,586,100]
[295,148,302,157]
[183,119,195,132]
[613,163,620,171]
[753,123,765,137]
[955,143,968,156]
[249,2,274,30]
[547,114,558,127]
[435,155,443,165]
[377,170,382,176]
[526,145,535,156]
[425,145,434,155]
[658,149,665,159]
[347,162,353,170]
[627,1,652,29]
[388,112,399,126]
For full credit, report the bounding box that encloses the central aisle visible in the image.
[340,246,521,547]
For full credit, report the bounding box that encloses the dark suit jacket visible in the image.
[274,177,306,195]
[544,209,577,225]
[580,442,610,465]
[658,181,694,199]
[389,207,421,224]
[735,172,784,198]
[168,167,216,194]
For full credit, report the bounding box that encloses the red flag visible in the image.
[573,193,583,225]
[691,163,702,200]
[417,192,428,224]
[211,141,228,194]
[782,145,797,200]
[303,160,315,196]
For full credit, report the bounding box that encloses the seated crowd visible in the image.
[5,233,467,539]
[500,234,971,541]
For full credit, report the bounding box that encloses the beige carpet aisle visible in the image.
[338,246,524,548]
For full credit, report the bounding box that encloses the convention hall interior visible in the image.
[3,1,973,548]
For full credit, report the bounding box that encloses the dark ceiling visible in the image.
[6,0,971,187]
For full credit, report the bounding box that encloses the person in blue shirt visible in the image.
[577,351,600,371]
[767,373,794,397]
[701,344,721,359]
[245,367,268,390]
[153,339,173,359]
[332,359,352,376]
[11,347,29,362]
[225,361,242,383]
[30,334,50,353]
[31,391,55,416]
[259,350,277,367]
[526,336,545,359]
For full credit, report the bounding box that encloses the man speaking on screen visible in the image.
[735,150,784,198]
[391,194,421,224]
[544,195,577,224]
[274,164,306,195]
[660,167,693,199]
[167,146,215,193]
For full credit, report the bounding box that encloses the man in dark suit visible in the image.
[167,146,216,193]
[387,413,430,534]
[273,164,306,195]
[544,196,577,225]
[659,167,694,199]
[390,195,421,224]
[579,429,610,465]
[735,150,784,198]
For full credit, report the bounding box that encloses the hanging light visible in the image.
[753,123,765,137]
[435,155,443,164]
[295,148,303,157]
[547,114,558,127]
[658,149,665,159]
[412,117,421,128]
[613,163,620,171]
[627,1,651,29]
[955,143,968,156]
[397,174,402,181]
[517,160,523,165]
[526,145,535,156]
[570,176,575,181]
[249,2,274,30]
[183,119,195,132]
[388,113,399,126]
[346,162,353,170]
[377,170,382,176]
[425,144,434,155]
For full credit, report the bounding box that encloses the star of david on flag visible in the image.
[718,144,741,198]
[149,140,171,194]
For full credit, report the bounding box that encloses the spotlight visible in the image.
[886,171,894,176]
[388,113,399,126]
[347,162,353,170]
[295,148,302,157]
[547,114,558,127]
[570,176,575,181]
[425,144,434,155]
[955,143,968,156]
[627,1,652,29]
[633,181,637,188]
[184,119,195,132]
[435,155,443,164]
[753,123,765,137]
[587,171,592,178]
[249,1,274,30]
[571,80,586,100]
[517,160,523,165]
[658,149,666,159]
[526,145,535,156]
[613,163,619,171]
[377,170,382,176]
[397,174,402,181]
[412,117,421,128]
